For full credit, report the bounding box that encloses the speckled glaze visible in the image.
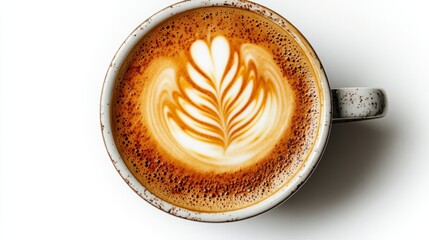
[100,0,386,222]
[332,88,387,123]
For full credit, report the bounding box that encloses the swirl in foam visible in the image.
[143,36,294,170]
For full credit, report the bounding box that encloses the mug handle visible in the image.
[332,88,387,123]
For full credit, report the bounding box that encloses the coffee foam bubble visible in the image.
[111,7,321,212]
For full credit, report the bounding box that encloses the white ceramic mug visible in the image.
[100,0,387,222]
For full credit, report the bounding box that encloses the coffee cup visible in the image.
[100,0,387,222]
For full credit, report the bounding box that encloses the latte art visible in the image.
[144,36,293,167]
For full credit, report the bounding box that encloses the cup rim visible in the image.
[100,0,332,222]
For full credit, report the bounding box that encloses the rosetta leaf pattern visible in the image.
[177,36,267,150]
[145,35,289,166]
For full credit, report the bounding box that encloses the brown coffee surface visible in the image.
[111,7,322,212]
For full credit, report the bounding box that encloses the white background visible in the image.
[1,0,428,239]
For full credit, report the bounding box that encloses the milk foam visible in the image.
[112,7,321,212]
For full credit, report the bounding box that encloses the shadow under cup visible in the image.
[100,1,349,222]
